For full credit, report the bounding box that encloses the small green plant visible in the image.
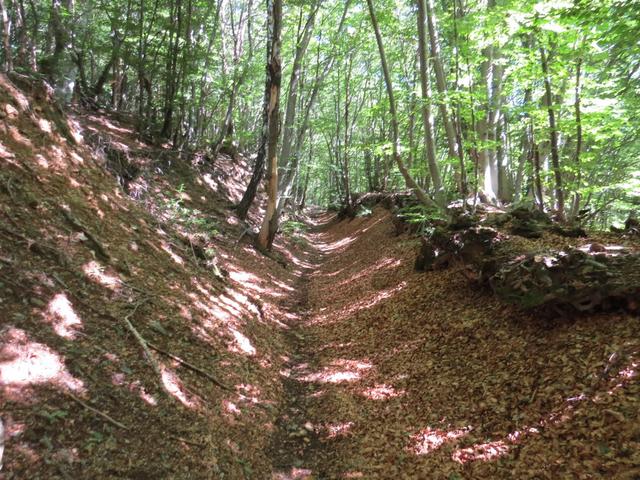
[355,206,373,217]
[398,204,445,235]
[281,220,307,236]
[38,409,68,423]
[162,185,220,236]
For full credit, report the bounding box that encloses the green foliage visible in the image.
[9,0,639,222]
[398,204,446,235]
[281,220,307,236]
[163,184,220,236]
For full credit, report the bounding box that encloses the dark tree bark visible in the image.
[256,0,282,251]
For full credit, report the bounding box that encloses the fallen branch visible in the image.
[60,207,111,262]
[167,434,206,447]
[66,392,129,430]
[147,342,231,391]
[121,299,171,397]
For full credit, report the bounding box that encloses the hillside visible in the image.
[0,73,305,478]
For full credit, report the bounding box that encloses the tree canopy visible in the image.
[2,0,638,232]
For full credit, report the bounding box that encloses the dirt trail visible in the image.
[269,210,333,478]
[268,207,640,480]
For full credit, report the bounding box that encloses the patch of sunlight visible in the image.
[316,235,356,254]
[408,426,472,455]
[111,373,158,406]
[344,282,406,315]
[326,421,354,438]
[45,292,83,338]
[201,173,219,193]
[0,327,84,400]
[160,241,185,265]
[228,327,256,356]
[82,261,121,289]
[361,384,405,401]
[69,151,84,165]
[321,267,345,278]
[302,359,371,384]
[161,366,199,408]
[36,118,52,134]
[343,472,364,479]
[224,400,241,415]
[0,75,30,109]
[337,257,401,287]
[310,283,407,325]
[225,288,262,319]
[9,125,33,149]
[35,153,49,168]
[272,467,314,480]
[227,267,285,297]
[452,440,509,464]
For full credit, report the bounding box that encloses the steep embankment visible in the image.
[0,74,309,478]
[272,208,640,479]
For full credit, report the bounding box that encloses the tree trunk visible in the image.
[160,0,181,139]
[424,0,458,177]
[256,0,282,251]
[277,1,319,193]
[276,0,349,216]
[366,0,436,210]
[540,44,565,220]
[569,56,583,220]
[0,0,12,72]
[514,88,532,201]
[417,0,443,203]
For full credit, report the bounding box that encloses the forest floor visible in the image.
[267,208,640,480]
[1,74,639,479]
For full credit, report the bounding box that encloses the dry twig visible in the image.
[66,392,129,430]
[147,342,231,391]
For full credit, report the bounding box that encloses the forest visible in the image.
[0,0,639,478]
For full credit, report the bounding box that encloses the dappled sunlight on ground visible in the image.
[452,440,510,464]
[161,366,200,408]
[360,383,405,401]
[408,426,471,455]
[82,261,122,290]
[278,207,640,479]
[44,292,83,338]
[0,74,321,478]
[300,359,372,384]
[0,327,85,401]
[272,467,314,480]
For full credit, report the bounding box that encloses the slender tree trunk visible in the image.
[0,0,12,72]
[367,0,436,209]
[540,44,565,219]
[417,0,443,203]
[237,67,271,218]
[424,0,457,163]
[160,0,181,139]
[514,88,532,201]
[569,56,583,220]
[532,138,544,212]
[193,0,222,143]
[452,0,467,195]
[274,0,349,217]
[278,1,319,190]
[256,0,282,252]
